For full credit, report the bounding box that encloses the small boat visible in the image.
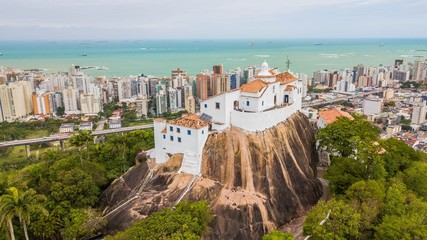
[97,66,109,70]
[314,43,322,46]
[82,53,87,56]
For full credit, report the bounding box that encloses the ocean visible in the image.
[0,39,426,77]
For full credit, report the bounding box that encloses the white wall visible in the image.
[200,90,240,127]
[317,117,327,128]
[230,102,299,132]
[153,118,209,164]
[160,124,209,156]
[153,120,168,163]
[363,99,382,115]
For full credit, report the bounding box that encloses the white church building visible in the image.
[152,61,303,175]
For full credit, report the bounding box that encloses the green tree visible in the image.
[68,130,94,161]
[0,187,48,240]
[262,230,293,240]
[63,208,107,239]
[325,157,366,195]
[50,166,100,208]
[30,206,65,240]
[317,115,380,157]
[375,181,427,239]
[106,201,213,240]
[401,81,421,89]
[380,138,421,178]
[303,199,360,240]
[345,180,385,237]
[56,106,65,116]
[383,101,396,107]
[404,162,427,200]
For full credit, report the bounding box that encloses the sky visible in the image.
[0,0,426,40]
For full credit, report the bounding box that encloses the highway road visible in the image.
[0,124,154,149]
[303,90,382,108]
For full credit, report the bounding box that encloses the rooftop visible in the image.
[240,79,268,93]
[168,114,209,129]
[319,108,354,124]
[275,72,297,85]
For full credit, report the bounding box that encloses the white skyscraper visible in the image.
[62,86,79,114]
[412,101,427,124]
[168,88,178,113]
[80,93,101,115]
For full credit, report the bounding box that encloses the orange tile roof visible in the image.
[275,72,297,85]
[319,108,354,124]
[154,118,165,122]
[240,79,268,93]
[168,114,209,129]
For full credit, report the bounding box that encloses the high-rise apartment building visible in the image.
[213,65,223,75]
[0,81,33,122]
[32,93,52,115]
[184,84,195,113]
[62,86,79,114]
[412,101,427,124]
[412,60,426,81]
[80,93,101,115]
[168,88,178,113]
[196,74,209,100]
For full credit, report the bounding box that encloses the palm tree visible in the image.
[0,207,14,240]
[0,187,48,240]
[69,130,94,161]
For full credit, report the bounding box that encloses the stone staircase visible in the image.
[178,152,201,175]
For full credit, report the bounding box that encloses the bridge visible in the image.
[0,124,154,157]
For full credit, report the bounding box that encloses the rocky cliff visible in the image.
[101,112,322,239]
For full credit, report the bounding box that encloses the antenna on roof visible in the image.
[286,57,292,73]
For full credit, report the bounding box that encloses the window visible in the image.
[215,102,220,109]
[178,137,182,143]
[204,104,207,108]
[273,86,275,92]
[187,130,192,135]
[262,101,264,106]
[202,130,205,134]
[162,135,166,139]
[169,126,173,131]
[170,136,174,141]
[246,101,250,106]
[177,128,181,133]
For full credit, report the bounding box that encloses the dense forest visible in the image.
[304,115,427,239]
[0,129,154,240]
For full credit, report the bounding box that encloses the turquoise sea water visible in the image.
[0,39,426,77]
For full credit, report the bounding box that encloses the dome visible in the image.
[257,60,272,76]
[261,60,269,70]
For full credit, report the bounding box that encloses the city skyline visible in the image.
[1,0,427,40]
